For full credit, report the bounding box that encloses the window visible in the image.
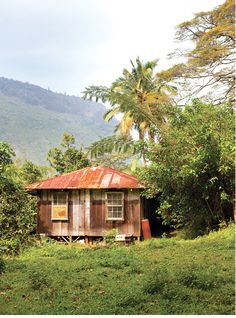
[52,192,68,220]
[106,192,124,220]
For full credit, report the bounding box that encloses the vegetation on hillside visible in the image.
[0,79,116,164]
[0,226,234,314]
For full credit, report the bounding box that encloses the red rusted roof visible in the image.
[26,166,144,190]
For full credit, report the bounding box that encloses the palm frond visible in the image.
[86,135,135,159]
[103,106,121,122]
[82,86,111,103]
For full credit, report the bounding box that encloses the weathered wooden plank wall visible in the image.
[71,190,85,236]
[37,189,141,237]
[127,189,141,237]
[90,189,105,235]
[89,189,140,237]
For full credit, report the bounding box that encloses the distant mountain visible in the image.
[0,77,116,164]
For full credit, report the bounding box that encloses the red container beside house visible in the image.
[141,219,152,240]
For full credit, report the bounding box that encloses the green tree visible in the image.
[158,0,235,104]
[0,182,37,254]
[47,132,90,174]
[0,142,37,254]
[0,141,15,172]
[138,100,235,238]
[19,160,51,185]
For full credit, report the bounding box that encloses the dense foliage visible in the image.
[0,142,15,172]
[0,181,37,254]
[0,143,37,254]
[47,133,91,174]
[138,101,234,237]
[17,160,51,185]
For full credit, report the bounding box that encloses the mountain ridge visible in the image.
[0,77,116,164]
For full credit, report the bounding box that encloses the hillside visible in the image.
[0,225,234,314]
[0,77,116,164]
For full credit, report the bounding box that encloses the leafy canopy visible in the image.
[18,160,51,185]
[0,141,15,172]
[138,100,235,237]
[0,142,37,254]
[47,132,90,174]
[158,0,235,104]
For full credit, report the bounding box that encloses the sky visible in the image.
[0,0,224,96]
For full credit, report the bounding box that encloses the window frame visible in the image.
[105,191,124,221]
[51,191,68,221]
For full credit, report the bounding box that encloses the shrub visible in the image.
[0,180,37,255]
[0,142,37,255]
[104,228,118,246]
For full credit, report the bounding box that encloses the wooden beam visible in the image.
[85,189,90,235]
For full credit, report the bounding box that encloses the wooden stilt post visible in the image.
[85,236,89,245]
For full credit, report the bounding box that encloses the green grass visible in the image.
[0,225,235,314]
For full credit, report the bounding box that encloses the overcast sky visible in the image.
[0,0,224,96]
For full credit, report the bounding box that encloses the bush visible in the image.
[0,179,37,255]
[0,237,21,255]
[0,141,38,255]
[104,228,118,246]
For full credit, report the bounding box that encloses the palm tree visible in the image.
[83,57,177,165]
[84,57,176,140]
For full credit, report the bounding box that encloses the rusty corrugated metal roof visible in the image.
[26,166,144,190]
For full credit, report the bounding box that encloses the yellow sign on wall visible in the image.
[52,206,68,220]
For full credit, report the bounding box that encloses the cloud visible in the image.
[0,0,224,94]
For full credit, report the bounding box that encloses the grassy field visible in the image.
[0,225,235,315]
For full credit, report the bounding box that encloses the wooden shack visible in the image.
[26,166,146,242]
